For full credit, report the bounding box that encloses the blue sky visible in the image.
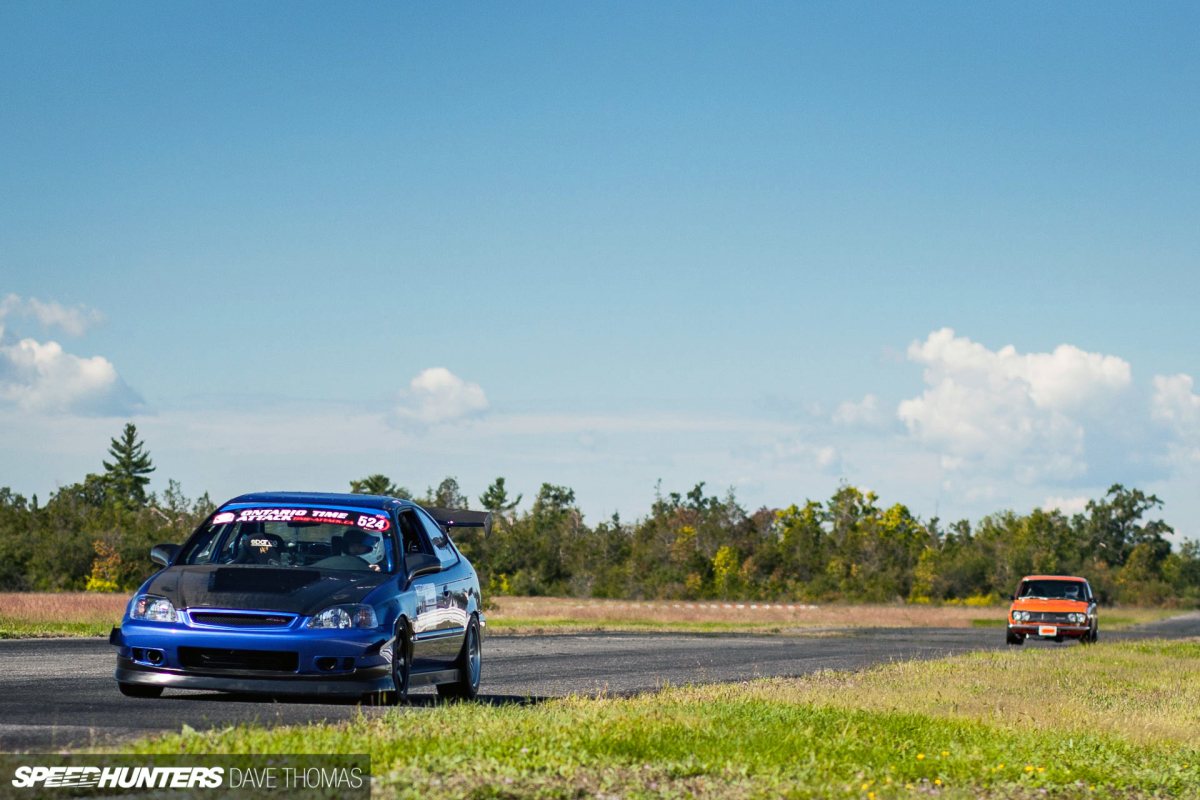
[2,2,1198,535]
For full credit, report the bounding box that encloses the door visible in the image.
[397,510,444,671]
[399,509,463,668]
[414,508,468,662]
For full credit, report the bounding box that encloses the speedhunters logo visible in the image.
[12,766,224,789]
[0,755,368,798]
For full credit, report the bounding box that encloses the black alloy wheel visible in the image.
[437,615,481,701]
[118,682,163,698]
[367,619,412,706]
[390,619,413,704]
[1005,628,1024,646]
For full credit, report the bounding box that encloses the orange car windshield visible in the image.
[1017,580,1085,600]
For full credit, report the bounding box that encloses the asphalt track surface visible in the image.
[2,614,1198,752]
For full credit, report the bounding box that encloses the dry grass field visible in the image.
[0,591,130,637]
[484,595,1177,634]
[0,592,1180,638]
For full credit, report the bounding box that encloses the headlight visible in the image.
[307,604,379,629]
[1069,613,1086,623]
[1012,610,1028,622]
[130,595,177,622]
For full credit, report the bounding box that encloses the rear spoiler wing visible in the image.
[422,506,493,538]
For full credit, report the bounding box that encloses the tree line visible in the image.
[1,425,1196,605]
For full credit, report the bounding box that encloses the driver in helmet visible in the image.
[344,529,382,572]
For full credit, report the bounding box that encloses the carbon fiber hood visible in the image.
[145,565,390,615]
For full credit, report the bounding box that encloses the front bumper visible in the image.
[1008,623,1091,638]
[112,617,395,696]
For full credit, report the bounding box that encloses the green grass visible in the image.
[0,619,113,638]
[123,640,1200,799]
[486,617,802,635]
[970,609,1182,630]
[1099,613,1178,629]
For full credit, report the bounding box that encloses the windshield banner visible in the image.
[213,508,390,531]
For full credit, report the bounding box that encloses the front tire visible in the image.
[118,682,163,698]
[437,615,481,701]
[1006,628,1024,646]
[366,619,412,706]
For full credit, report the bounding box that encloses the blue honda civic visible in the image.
[111,492,487,703]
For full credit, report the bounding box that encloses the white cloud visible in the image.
[832,393,887,427]
[0,337,143,416]
[0,295,136,416]
[814,445,839,468]
[1152,373,1200,429]
[392,367,488,426]
[963,485,996,503]
[897,328,1134,483]
[1151,373,1200,466]
[905,328,1131,411]
[1,294,104,337]
[1043,495,1090,515]
[772,438,843,474]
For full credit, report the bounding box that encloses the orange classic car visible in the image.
[1006,574,1098,645]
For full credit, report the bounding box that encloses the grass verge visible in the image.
[0,592,127,638]
[124,639,1200,798]
[0,620,114,638]
[484,597,1182,636]
[971,612,1175,630]
[485,617,807,635]
[0,593,1182,639]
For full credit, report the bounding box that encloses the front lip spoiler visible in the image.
[1008,624,1090,634]
[114,659,393,696]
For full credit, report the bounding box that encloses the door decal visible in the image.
[416,583,436,616]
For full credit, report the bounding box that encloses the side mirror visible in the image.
[405,553,440,581]
[1008,594,1015,601]
[150,543,179,567]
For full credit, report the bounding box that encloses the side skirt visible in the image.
[408,668,460,687]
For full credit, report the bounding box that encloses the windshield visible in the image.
[1017,580,1087,600]
[180,506,396,573]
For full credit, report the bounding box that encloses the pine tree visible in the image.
[479,477,521,515]
[102,422,155,506]
[349,474,412,499]
[426,477,469,509]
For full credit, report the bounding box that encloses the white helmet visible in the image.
[368,534,385,565]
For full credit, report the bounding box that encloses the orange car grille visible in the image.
[1022,612,1075,624]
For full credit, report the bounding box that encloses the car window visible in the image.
[179,506,396,572]
[415,509,459,570]
[1017,580,1085,600]
[397,510,430,556]
[181,525,221,564]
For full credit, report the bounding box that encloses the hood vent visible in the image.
[209,568,320,594]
